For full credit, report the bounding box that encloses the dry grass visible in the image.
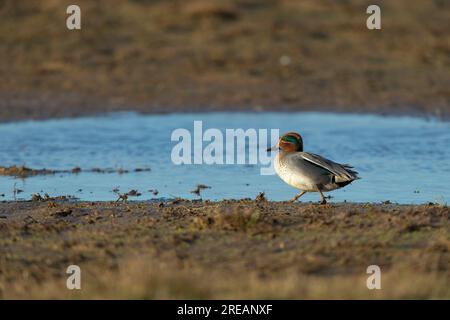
[8,256,450,300]
[0,200,449,299]
[0,0,449,121]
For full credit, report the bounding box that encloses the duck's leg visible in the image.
[318,190,327,205]
[290,191,306,202]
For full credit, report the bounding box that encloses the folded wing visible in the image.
[299,152,359,182]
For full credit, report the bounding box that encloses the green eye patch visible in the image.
[282,136,299,144]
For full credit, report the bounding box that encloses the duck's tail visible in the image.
[331,164,360,185]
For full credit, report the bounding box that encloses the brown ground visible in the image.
[0,165,150,178]
[1,0,449,122]
[1,199,449,299]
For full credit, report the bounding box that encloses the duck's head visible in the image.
[267,132,303,153]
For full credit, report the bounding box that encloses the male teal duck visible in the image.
[268,132,360,204]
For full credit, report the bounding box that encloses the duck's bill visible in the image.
[266,146,276,152]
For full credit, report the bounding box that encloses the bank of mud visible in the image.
[1,0,449,122]
[1,199,449,299]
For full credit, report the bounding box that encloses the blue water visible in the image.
[0,112,449,204]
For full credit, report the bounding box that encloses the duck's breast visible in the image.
[275,153,330,191]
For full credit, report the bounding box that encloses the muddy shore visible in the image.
[1,0,449,122]
[0,200,449,299]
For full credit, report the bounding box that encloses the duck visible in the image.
[267,132,359,204]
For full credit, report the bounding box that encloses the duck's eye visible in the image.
[282,136,298,144]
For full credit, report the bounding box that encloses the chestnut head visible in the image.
[267,132,303,152]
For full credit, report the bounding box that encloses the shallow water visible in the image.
[0,112,449,204]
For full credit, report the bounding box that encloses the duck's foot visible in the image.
[289,191,306,203]
[318,190,327,205]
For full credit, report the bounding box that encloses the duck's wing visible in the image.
[298,152,360,182]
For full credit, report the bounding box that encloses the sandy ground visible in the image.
[0,199,449,299]
[1,0,449,121]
